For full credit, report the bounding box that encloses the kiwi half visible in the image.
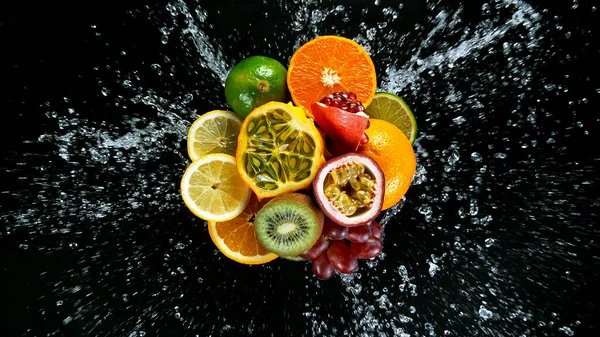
[254,193,324,257]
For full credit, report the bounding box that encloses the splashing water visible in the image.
[2,0,599,336]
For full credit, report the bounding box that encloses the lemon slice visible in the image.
[187,110,243,161]
[180,154,251,222]
[365,92,417,144]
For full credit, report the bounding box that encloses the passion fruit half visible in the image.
[312,153,384,227]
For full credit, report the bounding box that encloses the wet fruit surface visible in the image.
[254,193,323,257]
[323,162,377,216]
[320,92,366,113]
[357,119,416,210]
[327,241,358,274]
[287,36,377,111]
[224,55,288,119]
[237,102,324,198]
[311,102,370,151]
[208,194,278,265]
[313,153,384,227]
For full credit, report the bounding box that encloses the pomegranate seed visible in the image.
[319,92,365,114]
[360,133,369,145]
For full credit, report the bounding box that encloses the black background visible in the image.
[1,0,600,336]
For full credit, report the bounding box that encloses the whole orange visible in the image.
[357,119,416,210]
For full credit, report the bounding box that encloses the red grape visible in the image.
[312,251,335,280]
[299,235,329,260]
[351,237,383,259]
[327,241,358,274]
[346,225,372,243]
[322,218,348,240]
[370,221,383,240]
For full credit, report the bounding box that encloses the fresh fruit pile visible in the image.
[180,36,417,280]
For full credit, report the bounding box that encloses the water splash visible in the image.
[2,0,598,336]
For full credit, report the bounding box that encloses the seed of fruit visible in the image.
[236,102,326,199]
[319,92,366,113]
[346,225,372,243]
[313,153,385,227]
[360,133,369,145]
[322,218,348,240]
[370,221,383,240]
[299,235,330,260]
[327,241,358,274]
[312,251,335,280]
[254,193,324,257]
[351,237,383,259]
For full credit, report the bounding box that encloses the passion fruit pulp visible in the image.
[312,153,385,227]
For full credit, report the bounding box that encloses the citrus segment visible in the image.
[287,36,377,111]
[181,154,251,221]
[208,194,278,265]
[357,119,416,210]
[365,92,417,144]
[236,102,325,199]
[187,110,242,161]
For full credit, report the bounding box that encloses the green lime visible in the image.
[365,92,417,144]
[224,56,288,119]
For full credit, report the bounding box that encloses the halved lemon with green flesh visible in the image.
[187,110,242,161]
[365,92,417,144]
[181,153,250,222]
[236,101,325,199]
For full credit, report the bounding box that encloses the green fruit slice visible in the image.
[365,92,417,144]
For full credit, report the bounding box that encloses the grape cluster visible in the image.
[300,218,383,280]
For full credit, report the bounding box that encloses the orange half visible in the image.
[208,193,278,265]
[287,35,377,110]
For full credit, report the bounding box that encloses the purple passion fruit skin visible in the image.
[312,153,385,227]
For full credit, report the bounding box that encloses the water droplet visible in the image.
[485,238,495,247]
[478,306,493,319]
[471,152,482,162]
[448,150,460,165]
[559,326,574,336]
[469,200,479,216]
[366,28,377,40]
[428,262,439,277]
[310,9,325,23]
[453,116,466,125]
